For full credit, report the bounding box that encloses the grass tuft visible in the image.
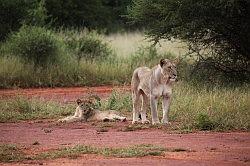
[0,144,25,163]
[0,97,74,122]
[0,143,194,163]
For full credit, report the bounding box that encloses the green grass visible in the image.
[0,144,26,163]
[0,97,74,122]
[0,144,169,163]
[0,83,249,131]
[170,83,250,131]
[100,83,250,131]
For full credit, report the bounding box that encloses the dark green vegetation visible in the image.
[128,0,250,83]
[0,144,169,163]
[0,0,132,41]
[5,26,60,67]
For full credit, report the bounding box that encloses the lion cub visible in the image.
[58,98,126,123]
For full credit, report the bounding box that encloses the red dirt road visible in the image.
[0,86,130,103]
[0,86,250,165]
[0,121,249,166]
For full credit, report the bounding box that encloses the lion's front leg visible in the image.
[58,107,83,123]
[150,94,160,124]
[162,95,171,124]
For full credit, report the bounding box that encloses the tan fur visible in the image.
[131,58,178,124]
[58,99,126,123]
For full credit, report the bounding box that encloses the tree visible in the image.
[23,0,49,27]
[128,0,250,82]
[0,0,33,41]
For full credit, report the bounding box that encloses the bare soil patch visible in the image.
[0,121,249,166]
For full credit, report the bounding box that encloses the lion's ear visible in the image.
[160,59,165,67]
[76,99,82,105]
[172,57,180,65]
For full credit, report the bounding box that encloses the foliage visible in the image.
[195,113,215,130]
[128,0,250,83]
[129,46,175,67]
[5,25,60,67]
[44,0,132,31]
[0,0,133,41]
[0,0,33,41]
[23,0,49,27]
[63,30,113,61]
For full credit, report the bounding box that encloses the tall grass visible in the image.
[0,37,178,88]
[0,28,192,88]
[100,83,250,131]
[170,83,250,130]
[104,31,188,57]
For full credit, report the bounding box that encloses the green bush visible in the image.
[195,113,215,130]
[6,25,60,66]
[63,30,113,62]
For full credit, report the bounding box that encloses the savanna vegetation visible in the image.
[0,0,249,132]
[0,143,175,162]
[1,83,249,131]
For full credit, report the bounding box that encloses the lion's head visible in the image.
[76,98,95,121]
[160,58,179,82]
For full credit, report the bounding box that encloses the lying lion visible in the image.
[58,98,126,123]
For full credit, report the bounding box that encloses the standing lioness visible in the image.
[131,58,178,124]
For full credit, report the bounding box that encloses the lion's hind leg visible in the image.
[132,90,142,124]
[141,92,150,124]
[109,114,127,122]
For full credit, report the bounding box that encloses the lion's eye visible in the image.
[168,66,171,69]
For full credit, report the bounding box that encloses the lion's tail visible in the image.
[131,68,140,96]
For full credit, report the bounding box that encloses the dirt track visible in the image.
[0,86,130,103]
[0,86,250,165]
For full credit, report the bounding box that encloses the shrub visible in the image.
[63,30,113,62]
[6,25,60,67]
[195,113,215,130]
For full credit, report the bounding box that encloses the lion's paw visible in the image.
[152,120,160,125]
[132,120,140,124]
[142,120,150,124]
[161,120,171,125]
